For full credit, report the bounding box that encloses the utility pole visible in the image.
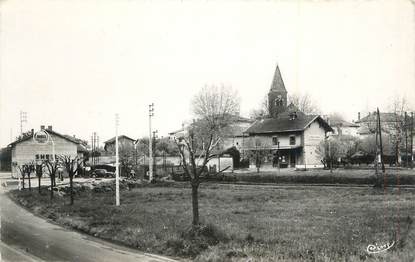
[97,135,100,164]
[405,112,408,168]
[91,135,94,165]
[377,108,385,173]
[327,118,332,173]
[20,111,27,135]
[148,103,154,182]
[115,114,120,206]
[153,130,158,179]
[411,112,414,169]
[91,132,98,166]
[375,117,379,176]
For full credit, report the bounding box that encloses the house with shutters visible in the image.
[243,65,333,168]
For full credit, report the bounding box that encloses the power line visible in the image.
[20,111,27,135]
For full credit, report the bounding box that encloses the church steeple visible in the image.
[270,65,286,92]
[268,64,288,118]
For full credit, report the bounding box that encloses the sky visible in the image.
[1,0,414,148]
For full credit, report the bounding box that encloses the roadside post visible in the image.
[115,114,120,206]
[148,103,154,182]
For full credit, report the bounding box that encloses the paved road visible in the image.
[0,173,178,262]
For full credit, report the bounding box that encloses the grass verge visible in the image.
[8,178,415,261]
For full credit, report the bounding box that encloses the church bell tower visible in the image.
[268,65,287,118]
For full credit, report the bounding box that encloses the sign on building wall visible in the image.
[33,130,50,144]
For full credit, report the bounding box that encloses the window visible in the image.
[35,154,40,160]
[289,112,298,120]
[290,136,296,145]
[46,154,50,160]
[272,136,279,145]
[274,95,283,107]
[40,154,45,160]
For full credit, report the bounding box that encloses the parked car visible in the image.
[91,169,114,178]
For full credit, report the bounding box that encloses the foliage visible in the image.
[155,137,179,156]
[358,134,394,157]
[0,147,12,171]
[388,96,414,165]
[316,136,361,167]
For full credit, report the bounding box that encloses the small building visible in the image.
[103,135,135,154]
[328,119,360,137]
[243,65,333,168]
[9,125,87,177]
[355,112,401,137]
[221,115,255,151]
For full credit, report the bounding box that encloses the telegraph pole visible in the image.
[375,117,379,176]
[115,114,120,206]
[149,103,154,182]
[91,132,98,166]
[377,108,385,173]
[20,111,27,135]
[327,118,332,173]
[97,135,100,164]
[411,112,414,169]
[153,130,158,178]
[405,112,408,168]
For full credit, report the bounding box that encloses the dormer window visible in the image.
[289,111,298,120]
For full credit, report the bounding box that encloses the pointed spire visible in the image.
[270,64,286,92]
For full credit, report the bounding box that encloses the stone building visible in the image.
[243,65,333,168]
[103,135,135,154]
[9,126,87,177]
[328,119,360,137]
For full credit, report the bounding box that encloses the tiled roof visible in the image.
[330,119,359,128]
[245,110,333,134]
[356,112,401,124]
[169,114,254,137]
[9,129,79,147]
[104,135,135,144]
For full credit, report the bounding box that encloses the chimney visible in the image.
[358,112,361,121]
[47,125,52,131]
[40,125,45,130]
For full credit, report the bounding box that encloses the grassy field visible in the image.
[221,168,415,185]
[9,180,415,261]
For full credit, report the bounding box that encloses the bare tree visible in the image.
[389,96,413,166]
[35,163,43,194]
[249,95,268,119]
[175,84,240,226]
[43,159,59,199]
[288,92,320,115]
[18,163,34,191]
[15,164,27,189]
[58,155,83,205]
[315,138,343,170]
